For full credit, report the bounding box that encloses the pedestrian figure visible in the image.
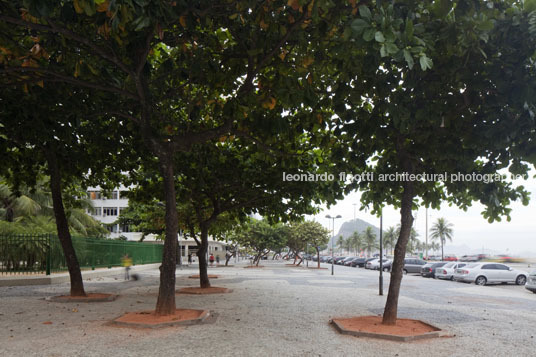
[188,253,192,264]
[216,255,220,265]
[122,254,132,280]
[209,253,215,266]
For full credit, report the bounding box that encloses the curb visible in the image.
[46,293,118,303]
[0,263,161,287]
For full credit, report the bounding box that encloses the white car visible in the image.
[453,263,527,286]
[366,258,391,270]
[435,262,467,280]
[526,270,536,294]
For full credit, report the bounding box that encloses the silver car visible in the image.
[453,263,527,286]
[435,262,467,280]
[526,270,536,294]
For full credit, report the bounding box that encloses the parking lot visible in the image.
[1,260,535,356]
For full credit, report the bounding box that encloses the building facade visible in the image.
[87,186,229,262]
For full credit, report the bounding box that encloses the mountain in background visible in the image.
[328,218,382,246]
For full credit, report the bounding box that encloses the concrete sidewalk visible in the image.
[1,261,535,356]
[0,263,161,287]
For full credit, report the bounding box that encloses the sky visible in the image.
[306,171,536,257]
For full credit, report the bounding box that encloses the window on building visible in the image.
[215,247,218,251]
[93,207,102,216]
[120,224,131,233]
[111,191,118,200]
[88,191,101,200]
[103,207,118,216]
[106,224,119,233]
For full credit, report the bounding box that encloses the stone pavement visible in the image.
[0,261,534,356]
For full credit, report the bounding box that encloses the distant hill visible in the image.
[328,218,382,246]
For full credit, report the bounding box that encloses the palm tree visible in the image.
[363,227,377,257]
[350,231,362,255]
[430,218,454,261]
[337,235,345,254]
[383,227,397,255]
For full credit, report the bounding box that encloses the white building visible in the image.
[87,186,229,262]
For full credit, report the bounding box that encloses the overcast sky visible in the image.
[306,171,536,256]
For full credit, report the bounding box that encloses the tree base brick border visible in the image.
[110,309,210,329]
[176,287,233,294]
[46,293,118,303]
[330,316,442,342]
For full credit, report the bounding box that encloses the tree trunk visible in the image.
[225,251,233,266]
[441,240,444,261]
[296,253,303,266]
[382,176,415,325]
[45,148,86,297]
[197,224,210,288]
[316,247,320,268]
[154,157,178,315]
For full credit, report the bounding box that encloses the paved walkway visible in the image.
[0,261,534,356]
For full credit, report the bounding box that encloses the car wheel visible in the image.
[475,276,487,286]
[403,269,408,275]
[515,275,527,286]
[450,276,454,281]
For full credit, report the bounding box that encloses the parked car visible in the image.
[367,258,391,271]
[334,256,347,265]
[444,255,458,261]
[427,255,441,261]
[525,270,536,294]
[421,262,447,278]
[453,263,528,285]
[435,262,467,280]
[350,257,366,267]
[364,258,378,269]
[342,257,358,266]
[397,258,427,274]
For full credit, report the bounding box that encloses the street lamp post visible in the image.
[379,214,383,296]
[326,214,342,276]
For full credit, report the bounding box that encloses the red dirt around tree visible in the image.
[49,293,117,302]
[308,267,328,270]
[332,316,440,337]
[244,265,264,268]
[176,287,232,294]
[114,309,205,325]
[188,274,219,279]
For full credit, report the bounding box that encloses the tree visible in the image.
[349,231,363,255]
[383,227,397,255]
[335,1,536,325]
[0,85,129,296]
[430,218,454,261]
[336,235,345,254]
[234,219,288,266]
[363,227,377,257]
[292,221,330,268]
[0,0,357,315]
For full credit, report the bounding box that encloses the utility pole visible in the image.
[425,208,429,260]
[379,213,383,295]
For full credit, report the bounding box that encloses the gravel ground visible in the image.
[1,261,535,357]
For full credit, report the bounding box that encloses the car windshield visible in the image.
[464,264,478,269]
[444,262,454,268]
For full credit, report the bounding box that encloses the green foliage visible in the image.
[0,178,107,237]
[231,219,288,262]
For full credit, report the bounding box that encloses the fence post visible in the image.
[91,239,95,270]
[45,234,51,276]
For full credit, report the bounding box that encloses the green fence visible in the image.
[0,234,163,275]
